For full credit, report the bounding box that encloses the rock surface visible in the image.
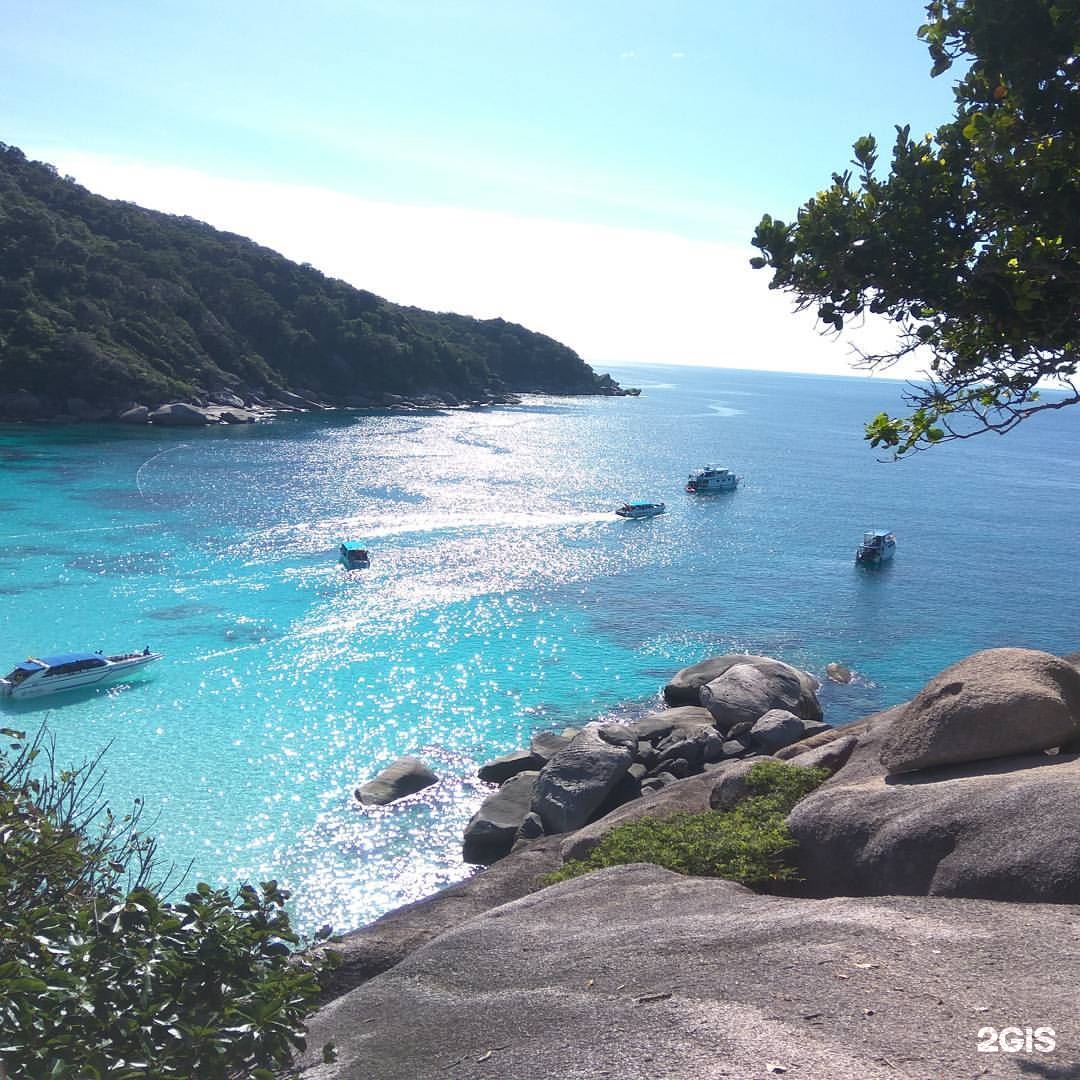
[118,404,150,423]
[477,748,543,785]
[300,865,1080,1079]
[700,658,822,731]
[628,706,716,743]
[316,836,564,1000]
[748,709,808,753]
[789,708,1080,902]
[531,724,636,834]
[355,757,438,806]
[462,771,540,865]
[148,402,214,426]
[880,647,1080,774]
[665,653,820,709]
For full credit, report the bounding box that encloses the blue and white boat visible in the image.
[856,530,896,565]
[0,649,162,700]
[615,501,666,519]
[685,465,739,493]
[339,542,370,570]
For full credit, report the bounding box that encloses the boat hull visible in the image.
[856,547,895,565]
[615,506,666,519]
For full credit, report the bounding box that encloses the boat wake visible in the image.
[136,444,190,505]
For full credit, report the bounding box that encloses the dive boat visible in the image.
[339,542,370,570]
[856,530,896,565]
[615,501,666,519]
[685,465,739,493]
[1,649,163,700]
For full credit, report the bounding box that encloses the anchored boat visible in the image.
[685,465,739,493]
[1,649,162,700]
[856,530,896,565]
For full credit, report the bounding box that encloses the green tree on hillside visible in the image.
[751,0,1080,454]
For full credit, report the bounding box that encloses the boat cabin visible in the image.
[856,530,897,564]
[4,652,109,686]
[339,542,370,569]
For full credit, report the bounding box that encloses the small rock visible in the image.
[826,662,853,684]
[356,757,439,806]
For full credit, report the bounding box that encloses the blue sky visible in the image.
[3,1,959,374]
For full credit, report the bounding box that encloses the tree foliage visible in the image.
[0,142,613,410]
[0,727,334,1078]
[751,0,1080,454]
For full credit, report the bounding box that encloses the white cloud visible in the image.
[618,50,638,61]
[40,149,920,379]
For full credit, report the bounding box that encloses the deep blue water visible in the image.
[1,364,1078,934]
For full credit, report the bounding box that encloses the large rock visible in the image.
[627,706,716,743]
[299,865,1080,1080]
[355,757,439,806]
[700,659,822,732]
[880,647,1080,774]
[789,708,1080,902]
[748,709,807,754]
[463,771,540,865]
[148,402,214,426]
[477,748,544,785]
[531,724,636,834]
[317,835,564,1001]
[117,404,150,424]
[664,652,819,709]
[529,730,574,761]
[208,389,246,407]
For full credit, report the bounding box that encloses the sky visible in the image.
[1,1,961,377]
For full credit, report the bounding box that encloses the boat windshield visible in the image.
[4,667,33,684]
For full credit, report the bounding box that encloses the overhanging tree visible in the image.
[751,0,1080,454]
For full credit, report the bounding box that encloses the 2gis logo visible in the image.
[977,1026,1056,1054]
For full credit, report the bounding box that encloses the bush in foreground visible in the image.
[545,760,829,887]
[0,727,334,1079]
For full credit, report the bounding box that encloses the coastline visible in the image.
[0,377,639,427]
[299,644,1080,1078]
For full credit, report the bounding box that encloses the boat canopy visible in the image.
[340,541,367,552]
[862,530,894,542]
[27,652,107,669]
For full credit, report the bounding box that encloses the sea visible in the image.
[1,364,1078,936]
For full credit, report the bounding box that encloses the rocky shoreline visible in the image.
[0,377,640,426]
[305,645,1080,1078]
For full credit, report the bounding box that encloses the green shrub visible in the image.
[544,759,829,888]
[0,727,335,1079]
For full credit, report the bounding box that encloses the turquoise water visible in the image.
[1,364,1078,934]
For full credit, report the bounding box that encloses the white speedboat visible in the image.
[856,530,896,565]
[615,501,666,519]
[686,465,739,493]
[0,649,162,700]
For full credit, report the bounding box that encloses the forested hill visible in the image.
[0,142,625,418]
